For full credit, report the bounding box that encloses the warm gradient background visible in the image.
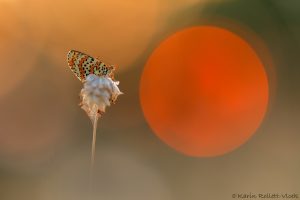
[0,0,299,200]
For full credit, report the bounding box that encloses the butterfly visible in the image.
[67,50,115,82]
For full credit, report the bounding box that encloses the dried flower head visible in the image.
[80,74,122,121]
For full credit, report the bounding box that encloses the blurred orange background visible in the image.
[0,0,299,200]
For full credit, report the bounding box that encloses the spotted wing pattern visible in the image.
[67,50,112,82]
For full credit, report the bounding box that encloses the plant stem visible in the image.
[89,107,99,195]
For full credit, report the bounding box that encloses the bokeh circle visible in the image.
[140,26,269,157]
